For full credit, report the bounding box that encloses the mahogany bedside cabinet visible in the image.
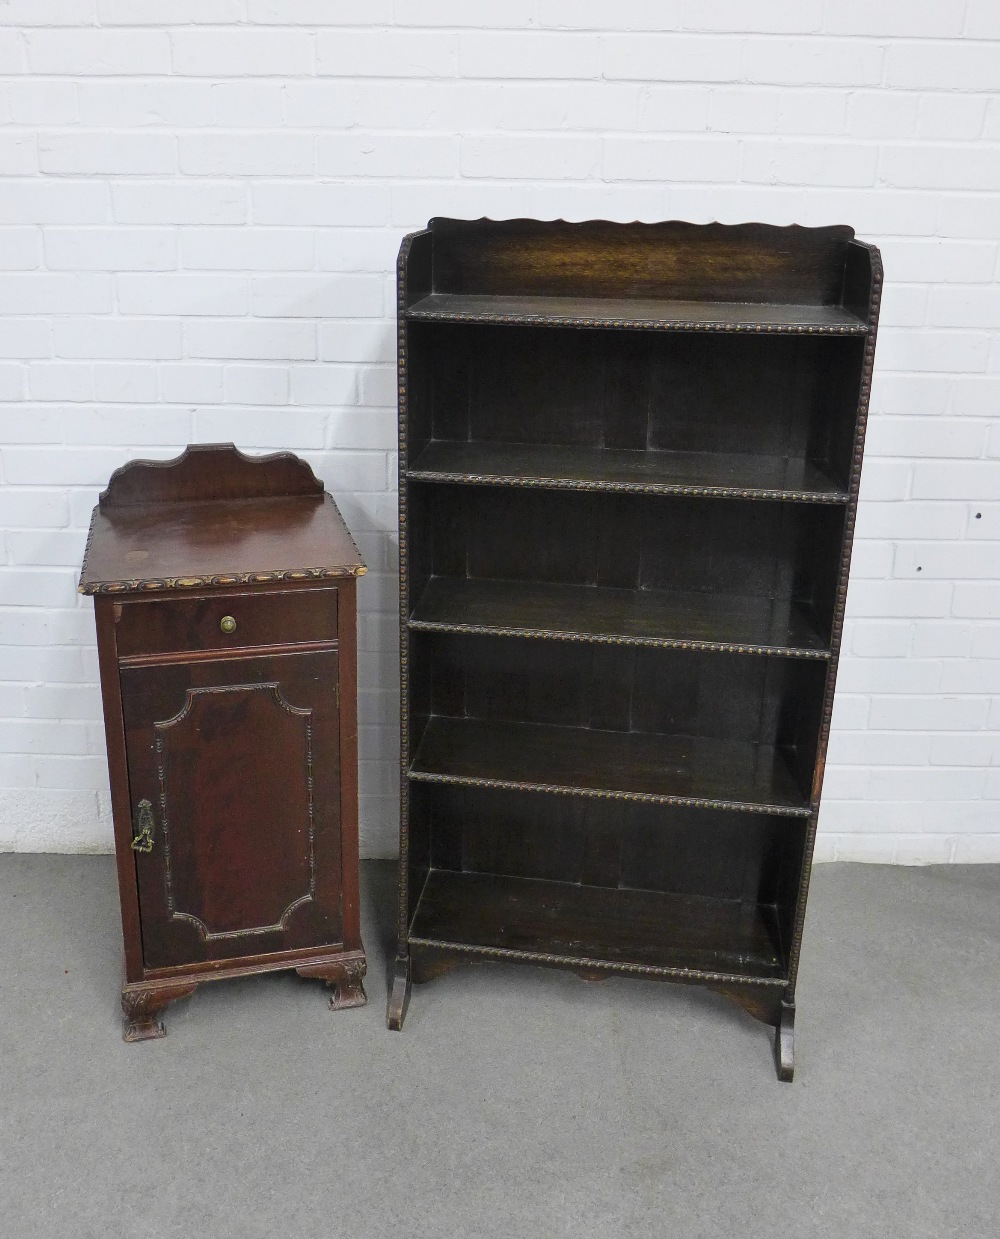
[80,444,368,1041]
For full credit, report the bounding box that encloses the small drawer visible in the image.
[115,588,338,658]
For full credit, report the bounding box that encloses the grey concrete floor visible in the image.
[0,858,997,1238]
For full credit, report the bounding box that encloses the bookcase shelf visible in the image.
[409,716,811,817]
[409,870,788,983]
[406,290,869,335]
[390,218,881,1083]
[407,441,849,503]
[409,576,832,660]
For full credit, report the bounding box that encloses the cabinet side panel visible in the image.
[338,580,362,952]
[95,596,144,982]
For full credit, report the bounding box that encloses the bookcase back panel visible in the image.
[411,483,844,641]
[424,218,853,304]
[409,323,863,486]
[423,780,798,893]
[415,782,803,973]
[414,629,825,754]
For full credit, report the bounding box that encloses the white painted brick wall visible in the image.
[0,4,998,864]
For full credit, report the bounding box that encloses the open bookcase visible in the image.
[388,218,881,1080]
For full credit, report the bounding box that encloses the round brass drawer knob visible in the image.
[220,615,237,635]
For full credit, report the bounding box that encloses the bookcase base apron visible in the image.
[390,944,796,1080]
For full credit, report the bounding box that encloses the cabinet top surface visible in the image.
[79,444,365,595]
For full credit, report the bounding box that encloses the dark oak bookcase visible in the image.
[388,218,881,1080]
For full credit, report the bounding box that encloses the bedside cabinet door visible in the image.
[120,650,342,970]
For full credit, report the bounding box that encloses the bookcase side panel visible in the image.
[397,229,434,955]
[787,241,881,990]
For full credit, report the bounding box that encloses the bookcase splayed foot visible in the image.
[388,218,881,1080]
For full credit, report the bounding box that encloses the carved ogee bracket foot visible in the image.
[121,981,198,1043]
[328,973,367,1011]
[774,999,795,1083]
[386,955,411,1031]
[296,959,367,1012]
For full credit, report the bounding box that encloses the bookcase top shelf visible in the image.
[406,292,869,335]
[408,441,849,503]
